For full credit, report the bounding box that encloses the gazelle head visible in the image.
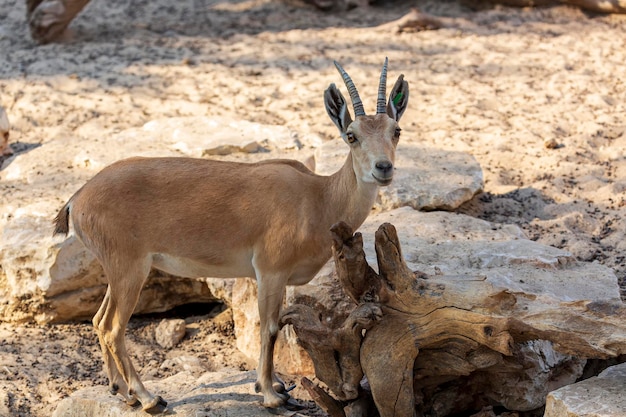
[324,58,409,186]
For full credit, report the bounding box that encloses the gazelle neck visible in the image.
[326,152,379,231]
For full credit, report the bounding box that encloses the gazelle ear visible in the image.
[325,83,353,135]
[387,75,409,121]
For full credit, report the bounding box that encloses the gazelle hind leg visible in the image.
[99,258,167,413]
[93,286,138,406]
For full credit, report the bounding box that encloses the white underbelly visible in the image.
[151,252,256,279]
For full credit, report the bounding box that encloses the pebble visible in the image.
[155,319,187,349]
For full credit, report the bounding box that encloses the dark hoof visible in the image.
[267,398,307,414]
[29,14,68,44]
[143,396,168,414]
[27,0,74,44]
[284,398,307,411]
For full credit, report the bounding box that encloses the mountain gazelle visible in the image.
[53,59,409,412]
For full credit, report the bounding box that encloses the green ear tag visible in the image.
[392,92,403,106]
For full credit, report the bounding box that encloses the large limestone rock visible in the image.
[544,363,626,417]
[232,277,316,376]
[282,207,620,336]
[315,140,484,211]
[233,207,625,413]
[307,209,624,415]
[0,117,480,323]
[0,116,306,323]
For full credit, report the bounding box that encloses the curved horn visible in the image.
[376,57,388,114]
[334,61,366,117]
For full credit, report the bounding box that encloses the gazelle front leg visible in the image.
[254,272,290,407]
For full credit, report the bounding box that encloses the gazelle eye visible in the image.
[346,132,358,144]
[395,127,401,137]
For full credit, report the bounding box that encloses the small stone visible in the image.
[160,355,209,375]
[544,138,560,149]
[155,319,186,349]
[241,141,266,153]
[202,144,240,156]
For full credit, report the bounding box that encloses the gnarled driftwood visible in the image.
[280,221,626,417]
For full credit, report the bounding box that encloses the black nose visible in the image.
[375,160,393,174]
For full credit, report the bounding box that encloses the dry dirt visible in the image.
[1,0,626,416]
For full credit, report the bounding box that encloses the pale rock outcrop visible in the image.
[281,206,620,331]
[233,207,624,413]
[0,117,304,323]
[315,140,484,211]
[232,277,316,376]
[0,117,480,323]
[544,363,626,417]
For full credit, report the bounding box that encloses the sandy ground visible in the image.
[1,0,626,415]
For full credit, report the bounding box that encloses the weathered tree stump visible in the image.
[280,222,626,417]
[281,302,382,402]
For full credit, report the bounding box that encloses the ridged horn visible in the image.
[334,61,366,117]
[376,57,388,114]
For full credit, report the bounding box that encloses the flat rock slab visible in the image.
[52,370,300,417]
[359,208,619,303]
[287,207,621,311]
[544,363,626,417]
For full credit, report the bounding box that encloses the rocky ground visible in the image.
[0,305,271,416]
[1,0,626,416]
